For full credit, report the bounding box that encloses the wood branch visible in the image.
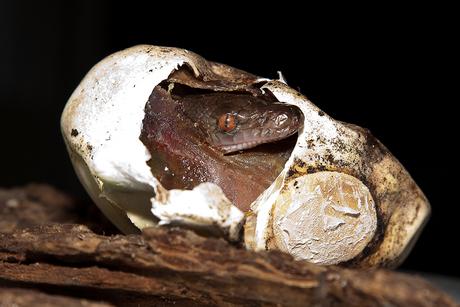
[0,184,457,306]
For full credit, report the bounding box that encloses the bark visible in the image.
[0,288,113,307]
[0,184,456,307]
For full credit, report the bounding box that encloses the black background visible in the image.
[1,2,456,277]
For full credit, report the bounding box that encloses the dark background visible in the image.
[1,2,456,277]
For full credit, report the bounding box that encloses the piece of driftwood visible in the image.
[0,184,457,306]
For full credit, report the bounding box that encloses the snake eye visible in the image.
[218,114,237,132]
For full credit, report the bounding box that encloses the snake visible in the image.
[179,92,304,153]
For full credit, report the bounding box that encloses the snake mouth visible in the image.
[218,132,299,153]
[219,140,275,153]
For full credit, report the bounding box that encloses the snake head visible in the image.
[180,93,304,153]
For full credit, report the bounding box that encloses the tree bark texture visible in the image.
[0,184,457,306]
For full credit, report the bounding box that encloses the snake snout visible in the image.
[267,105,304,130]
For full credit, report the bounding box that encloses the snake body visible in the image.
[180,92,304,153]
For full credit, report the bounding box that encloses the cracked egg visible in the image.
[61,45,430,268]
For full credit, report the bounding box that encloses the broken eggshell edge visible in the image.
[60,45,248,241]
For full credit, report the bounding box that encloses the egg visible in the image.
[61,45,430,267]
